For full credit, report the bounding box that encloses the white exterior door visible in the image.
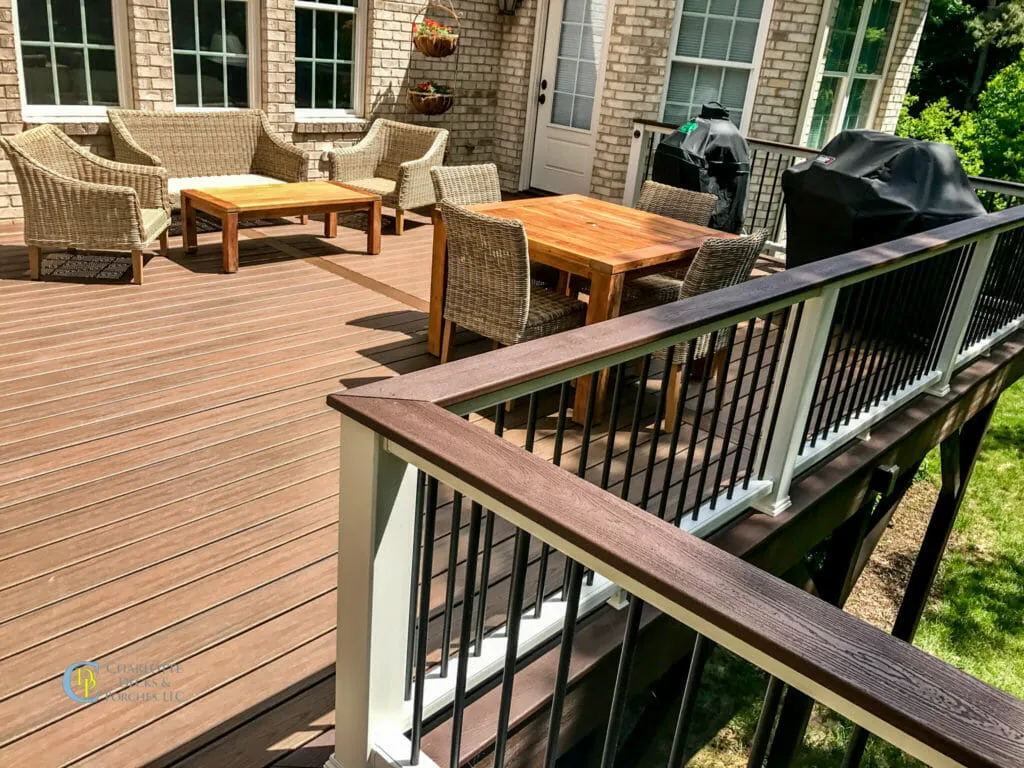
[529,0,607,194]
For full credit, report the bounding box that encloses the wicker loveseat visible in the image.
[0,124,170,285]
[107,109,307,208]
[328,119,448,235]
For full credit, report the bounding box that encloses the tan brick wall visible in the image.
[125,0,175,109]
[873,0,929,133]
[493,0,538,190]
[0,0,21,223]
[589,0,676,202]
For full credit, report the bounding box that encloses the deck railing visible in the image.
[326,204,1024,768]
[622,118,1024,253]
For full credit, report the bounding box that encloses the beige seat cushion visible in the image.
[141,208,171,244]
[167,174,285,208]
[341,177,398,205]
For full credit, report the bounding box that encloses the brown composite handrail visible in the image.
[328,393,1024,768]
[344,205,1024,410]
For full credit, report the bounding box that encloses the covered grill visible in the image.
[782,130,985,269]
[651,103,751,234]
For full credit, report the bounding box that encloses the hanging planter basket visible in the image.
[411,2,460,58]
[408,87,454,115]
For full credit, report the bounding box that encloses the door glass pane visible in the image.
[856,0,898,74]
[550,0,604,128]
[808,75,839,147]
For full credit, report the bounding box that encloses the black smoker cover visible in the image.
[782,130,985,268]
[651,103,751,233]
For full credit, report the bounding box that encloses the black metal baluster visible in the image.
[752,150,768,229]
[657,345,696,519]
[746,677,785,768]
[714,320,756,505]
[568,373,599,593]
[673,331,719,525]
[542,560,585,768]
[493,528,531,768]
[620,354,652,502]
[474,405,507,655]
[693,328,736,516]
[409,477,439,765]
[872,269,913,406]
[666,634,714,768]
[890,261,939,393]
[600,364,627,490]
[449,501,483,768]
[753,305,796,481]
[405,470,426,701]
[535,383,570,614]
[730,313,772,494]
[846,276,886,424]
[809,294,848,446]
[599,595,644,768]
[822,286,868,438]
[924,246,973,374]
[439,491,462,679]
[639,347,677,511]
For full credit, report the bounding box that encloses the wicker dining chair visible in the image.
[0,124,170,286]
[438,201,587,362]
[430,163,502,206]
[636,230,770,425]
[329,119,448,235]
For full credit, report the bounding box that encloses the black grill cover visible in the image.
[782,130,985,268]
[651,103,750,233]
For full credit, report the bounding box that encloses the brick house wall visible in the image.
[0,0,930,225]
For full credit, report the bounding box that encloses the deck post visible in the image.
[928,233,997,395]
[753,286,840,515]
[621,122,647,207]
[327,415,418,768]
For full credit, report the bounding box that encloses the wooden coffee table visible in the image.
[180,181,382,273]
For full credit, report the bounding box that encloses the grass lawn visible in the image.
[633,377,1024,767]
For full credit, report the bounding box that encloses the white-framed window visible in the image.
[661,0,771,130]
[806,0,901,147]
[13,0,131,120]
[170,0,260,108]
[294,0,365,118]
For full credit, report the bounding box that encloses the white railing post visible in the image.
[622,122,647,207]
[928,234,998,395]
[753,286,840,516]
[327,416,418,768]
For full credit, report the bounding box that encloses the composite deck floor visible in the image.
[0,211,789,768]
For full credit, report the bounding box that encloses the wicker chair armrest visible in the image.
[253,115,308,181]
[20,163,146,250]
[107,110,162,167]
[76,153,170,212]
[396,131,448,210]
[328,123,384,182]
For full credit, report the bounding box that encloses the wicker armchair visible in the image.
[438,201,587,361]
[631,230,769,425]
[108,109,307,208]
[329,119,448,235]
[430,163,501,206]
[0,125,171,285]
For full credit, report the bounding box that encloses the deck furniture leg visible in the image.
[324,211,338,238]
[159,230,169,257]
[367,199,382,254]
[183,195,198,253]
[440,320,455,363]
[573,270,623,423]
[131,249,144,285]
[663,362,682,430]
[427,211,448,357]
[28,246,41,280]
[222,213,239,274]
[395,208,405,236]
[556,270,571,296]
[299,214,308,224]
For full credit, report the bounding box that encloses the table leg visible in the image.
[222,213,239,274]
[183,196,198,254]
[573,271,624,423]
[324,211,338,238]
[427,210,448,357]
[367,199,382,255]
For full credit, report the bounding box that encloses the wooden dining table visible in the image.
[428,193,729,420]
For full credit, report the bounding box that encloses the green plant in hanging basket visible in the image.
[408,80,454,115]
[412,18,459,57]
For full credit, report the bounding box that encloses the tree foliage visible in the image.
[970,52,1024,180]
